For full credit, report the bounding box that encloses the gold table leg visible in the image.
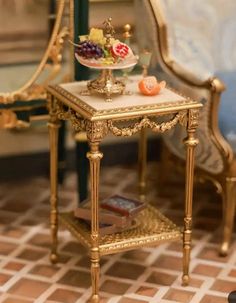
[87,141,103,303]
[138,129,147,202]
[48,95,61,264]
[182,109,199,286]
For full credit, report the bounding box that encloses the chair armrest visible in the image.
[163,55,225,93]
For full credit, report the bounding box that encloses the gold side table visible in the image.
[47,75,202,303]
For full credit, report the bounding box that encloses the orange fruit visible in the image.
[138,76,166,96]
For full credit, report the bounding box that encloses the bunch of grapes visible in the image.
[76,41,104,59]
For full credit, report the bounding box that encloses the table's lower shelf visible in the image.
[59,205,182,256]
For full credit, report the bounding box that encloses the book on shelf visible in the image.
[100,195,146,217]
[74,199,133,228]
[80,220,121,236]
[74,195,145,230]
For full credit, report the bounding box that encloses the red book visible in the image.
[100,195,145,217]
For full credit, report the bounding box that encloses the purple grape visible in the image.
[75,40,104,59]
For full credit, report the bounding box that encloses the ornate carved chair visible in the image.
[0,0,69,181]
[135,0,236,255]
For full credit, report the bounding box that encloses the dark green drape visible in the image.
[74,0,89,202]
[74,0,89,81]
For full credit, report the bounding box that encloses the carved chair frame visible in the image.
[146,0,235,255]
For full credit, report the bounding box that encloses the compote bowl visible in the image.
[76,54,137,102]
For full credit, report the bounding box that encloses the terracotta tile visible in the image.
[192,264,222,277]
[30,264,60,278]
[105,261,145,280]
[56,254,72,264]
[163,288,195,303]
[0,226,26,238]
[229,269,236,278]
[188,277,204,288]
[28,233,51,248]
[153,254,182,271]
[197,247,230,263]
[3,261,26,271]
[146,271,177,286]
[122,250,150,262]
[1,167,236,303]
[118,298,148,303]
[20,219,39,226]
[58,269,91,288]
[100,279,131,295]
[136,286,158,297]
[61,241,87,255]
[199,294,227,303]
[75,255,91,268]
[17,248,47,261]
[211,279,236,293]
[8,278,50,298]
[0,273,12,285]
[0,241,18,255]
[47,288,82,303]
[167,242,183,252]
[2,297,33,303]
[1,201,31,213]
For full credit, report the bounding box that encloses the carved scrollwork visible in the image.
[53,100,86,132]
[86,121,109,143]
[0,109,29,129]
[188,108,200,130]
[184,217,192,230]
[108,112,186,137]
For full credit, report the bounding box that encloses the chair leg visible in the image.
[75,139,89,204]
[220,177,236,256]
[158,143,172,195]
[58,120,66,184]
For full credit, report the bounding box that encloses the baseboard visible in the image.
[0,137,161,181]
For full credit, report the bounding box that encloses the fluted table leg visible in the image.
[87,141,103,303]
[138,128,147,202]
[182,109,199,286]
[48,95,61,264]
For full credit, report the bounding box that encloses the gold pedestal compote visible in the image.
[88,69,125,102]
[76,54,137,102]
[75,18,137,102]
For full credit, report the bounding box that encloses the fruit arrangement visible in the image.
[138,76,166,96]
[75,27,133,66]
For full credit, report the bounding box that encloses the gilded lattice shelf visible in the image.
[59,204,182,256]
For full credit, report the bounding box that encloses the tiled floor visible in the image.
[0,163,235,303]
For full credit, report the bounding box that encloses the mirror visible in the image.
[0,0,51,93]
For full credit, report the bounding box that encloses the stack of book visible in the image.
[74,195,146,235]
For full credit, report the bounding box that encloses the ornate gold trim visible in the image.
[48,84,200,122]
[59,205,182,256]
[108,112,186,136]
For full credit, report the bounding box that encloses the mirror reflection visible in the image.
[0,0,51,92]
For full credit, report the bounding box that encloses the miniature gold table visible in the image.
[47,76,202,302]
